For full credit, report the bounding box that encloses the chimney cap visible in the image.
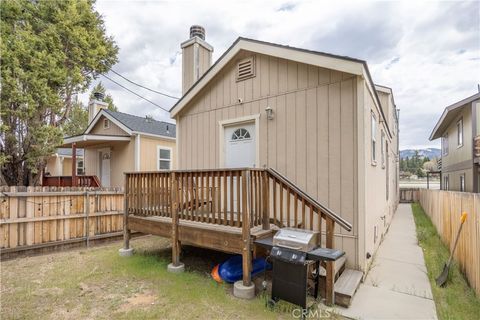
[93,91,105,101]
[190,25,205,40]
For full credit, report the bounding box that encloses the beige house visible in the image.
[430,92,480,192]
[45,148,84,177]
[61,100,176,187]
[170,28,399,272]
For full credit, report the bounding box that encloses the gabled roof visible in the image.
[170,37,392,137]
[84,109,176,139]
[429,92,480,140]
[375,84,398,123]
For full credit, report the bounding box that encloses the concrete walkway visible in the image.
[339,204,438,320]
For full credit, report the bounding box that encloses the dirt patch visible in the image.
[118,291,157,312]
[1,236,277,320]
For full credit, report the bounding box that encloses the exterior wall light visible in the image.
[265,106,274,120]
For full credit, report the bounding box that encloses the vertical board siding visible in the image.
[419,189,480,296]
[140,136,176,171]
[175,51,359,263]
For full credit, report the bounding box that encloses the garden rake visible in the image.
[435,212,467,287]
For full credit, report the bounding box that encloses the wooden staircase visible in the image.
[315,256,363,307]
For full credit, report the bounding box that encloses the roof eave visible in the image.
[429,93,480,141]
[84,109,133,135]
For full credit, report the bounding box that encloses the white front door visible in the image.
[98,149,111,187]
[224,123,256,168]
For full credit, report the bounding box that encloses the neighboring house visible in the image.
[429,92,480,192]
[59,99,176,187]
[170,28,399,272]
[45,148,85,176]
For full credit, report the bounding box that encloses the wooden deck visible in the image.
[122,168,352,305]
[128,215,276,254]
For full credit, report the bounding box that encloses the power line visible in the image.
[110,69,180,100]
[100,73,170,113]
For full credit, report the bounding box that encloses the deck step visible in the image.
[334,268,363,307]
[319,255,346,279]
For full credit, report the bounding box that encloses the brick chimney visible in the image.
[88,91,108,123]
[181,25,213,94]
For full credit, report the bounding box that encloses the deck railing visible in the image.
[42,175,101,187]
[125,168,351,236]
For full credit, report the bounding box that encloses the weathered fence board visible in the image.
[0,186,124,255]
[419,189,480,296]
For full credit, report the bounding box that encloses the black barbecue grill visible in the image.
[255,228,345,309]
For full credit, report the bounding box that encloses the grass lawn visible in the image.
[0,236,338,319]
[411,203,480,320]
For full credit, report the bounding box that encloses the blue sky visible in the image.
[81,0,480,150]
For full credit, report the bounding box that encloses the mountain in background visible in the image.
[400,148,441,160]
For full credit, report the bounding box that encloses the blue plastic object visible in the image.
[217,255,271,283]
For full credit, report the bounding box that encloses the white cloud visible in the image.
[83,0,480,148]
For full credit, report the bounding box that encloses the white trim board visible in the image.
[156,145,173,171]
[135,134,141,171]
[63,135,131,144]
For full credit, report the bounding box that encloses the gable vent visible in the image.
[236,57,255,82]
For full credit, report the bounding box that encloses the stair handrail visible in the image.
[266,168,352,232]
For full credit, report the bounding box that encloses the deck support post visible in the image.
[262,171,270,230]
[325,218,335,305]
[168,172,184,273]
[119,174,133,257]
[234,170,255,299]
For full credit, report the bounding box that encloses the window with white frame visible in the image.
[381,130,385,168]
[442,133,449,155]
[77,159,84,175]
[371,112,377,164]
[457,118,463,147]
[103,118,110,129]
[157,147,171,170]
[460,174,465,192]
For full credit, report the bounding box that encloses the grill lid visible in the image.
[273,228,319,252]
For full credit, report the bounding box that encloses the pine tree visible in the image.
[90,82,118,111]
[62,99,88,136]
[0,0,118,186]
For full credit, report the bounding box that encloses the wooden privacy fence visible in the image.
[419,189,480,296]
[400,188,420,203]
[0,186,124,255]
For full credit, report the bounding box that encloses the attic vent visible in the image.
[236,57,255,82]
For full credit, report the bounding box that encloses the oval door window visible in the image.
[231,128,251,141]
